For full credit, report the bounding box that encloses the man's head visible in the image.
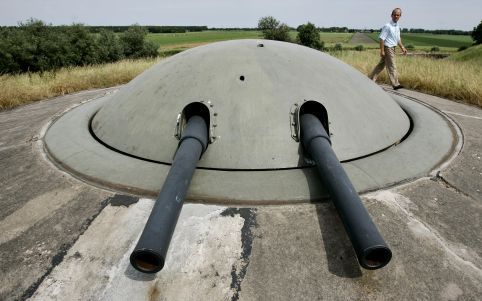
[391,8,402,23]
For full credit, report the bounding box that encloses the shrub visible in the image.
[65,24,100,66]
[297,22,322,49]
[334,43,343,51]
[0,26,33,73]
[0,19,73,73]
[0,20,158,74]
[97,29,124,62]
[120,25,158,59]
[257,16,291,42]
[471,20,482,44]
[354,44,364,51]
[406,44,415,50]
[318,41,326,51]
[457,45,468,52]
[430,46,440,52]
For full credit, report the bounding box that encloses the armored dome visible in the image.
[91,39,410,170]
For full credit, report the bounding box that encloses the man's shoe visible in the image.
[393,85,404,90]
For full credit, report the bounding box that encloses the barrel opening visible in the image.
[362,247,392,269]
[130,250,164,273]
[176,101,211,143]
[182,102,210,127]
[299,100,329,134]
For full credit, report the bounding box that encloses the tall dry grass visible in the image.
[0,58,159,111]
[333,50,482,107]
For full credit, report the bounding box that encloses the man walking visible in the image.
[369,8,407,90]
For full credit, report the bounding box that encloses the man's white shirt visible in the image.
[379,21,400,47]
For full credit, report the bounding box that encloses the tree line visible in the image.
[0,19,158,74]
[258,16,480,50]
[89,26,207,33]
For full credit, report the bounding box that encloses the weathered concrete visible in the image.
[0,87,481,301]
[0,89,117,301]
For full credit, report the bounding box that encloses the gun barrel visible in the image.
[130,115,208,273]
[300,113,392,270]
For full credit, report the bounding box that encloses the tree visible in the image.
[65,24,100,66]
[120,25,158,58]
[0,20,158,74]
[97,29,123,62]
[472,20,482,44]
[297,22,322,49]
[257,16,291,42]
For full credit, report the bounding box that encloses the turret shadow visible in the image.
[300,152,362,278]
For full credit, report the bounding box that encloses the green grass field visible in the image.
[368,32,473,48]
[147,31,262,48]
[318,32,353,43]
[148,30,473,53]
[147,31,354,50]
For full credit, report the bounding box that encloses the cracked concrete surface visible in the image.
[0,87,481,300]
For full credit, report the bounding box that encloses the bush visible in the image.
[0,19,73,73]
[318,41,326,51]
[406,44,415,50]
[0,20,158,74]
[65,24,101,66]
[457,45,468,52]
[471,20,482,44]
[334,43,343,51]
[97,29,124,62]
[430,46,440,52]
[297,22,322,49]
[257,16,291,42]
[354,44,364,51]
[120,25,158,58]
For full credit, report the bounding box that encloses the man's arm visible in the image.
[380,39,385,57]
[378,25,389,57]
[398,38,407,54]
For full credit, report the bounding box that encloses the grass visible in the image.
[448,44,482,64]
[0,58,159,111]
[147,31,262,48]
[332,49,481,107]
[368,32,473,48]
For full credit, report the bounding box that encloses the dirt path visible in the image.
[349,32,376,44]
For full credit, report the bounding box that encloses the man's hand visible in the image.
[401,47,407,55]
[380,49,385,57]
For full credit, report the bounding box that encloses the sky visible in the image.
[0,0,480,30]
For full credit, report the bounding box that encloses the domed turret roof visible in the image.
[91,39,409,169]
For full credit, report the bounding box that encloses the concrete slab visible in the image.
[0,86,481,301]
[0,89,117,301]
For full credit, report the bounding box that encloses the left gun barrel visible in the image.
[130,115,208,273]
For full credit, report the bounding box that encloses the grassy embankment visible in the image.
[1,31,480,111]
[333,48,481,107]
[0,58,159,110]
[448,44,482,64]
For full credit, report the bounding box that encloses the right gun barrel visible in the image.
[300,113,392,269]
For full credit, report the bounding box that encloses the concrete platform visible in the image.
[0,87,481,300]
